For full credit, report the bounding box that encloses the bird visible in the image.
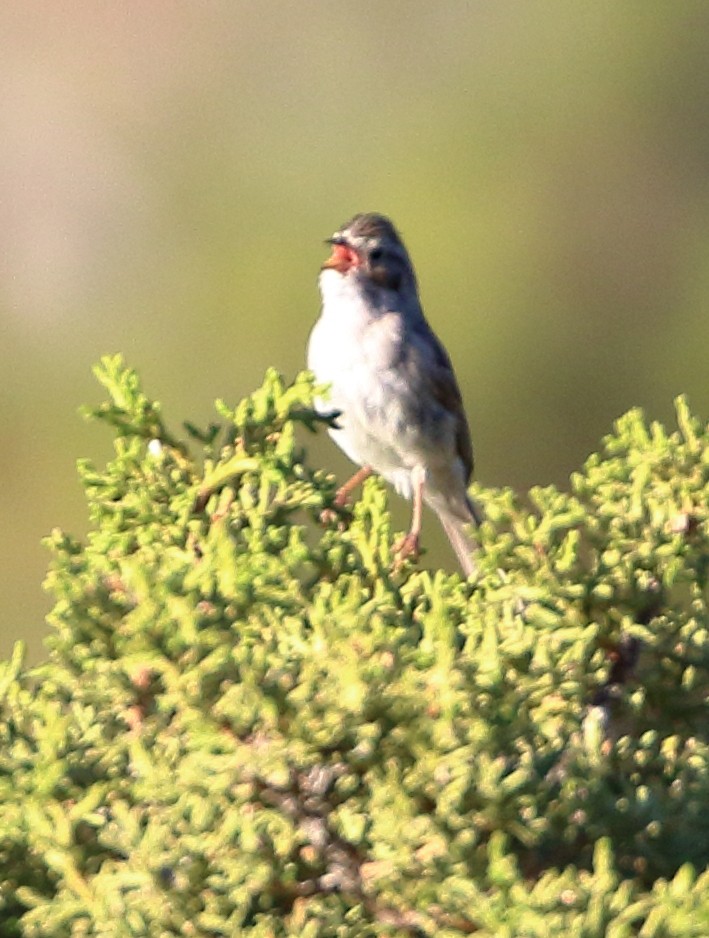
[307,212,482,576]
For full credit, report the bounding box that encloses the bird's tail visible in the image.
[437,499,481,578]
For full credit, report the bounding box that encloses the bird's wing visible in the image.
[405,320,474,483]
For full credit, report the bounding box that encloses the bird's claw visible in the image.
[393,532,420,569]
[319,493,351,528]
[319,506,342,526]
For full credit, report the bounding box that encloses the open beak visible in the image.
[322,237,361,273]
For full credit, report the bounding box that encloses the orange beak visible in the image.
[322,241,361,273]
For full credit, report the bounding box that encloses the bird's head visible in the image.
[320,213,417,296]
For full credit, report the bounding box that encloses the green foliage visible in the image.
[2,354,709,936]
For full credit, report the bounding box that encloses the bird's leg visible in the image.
[320,465,373,525]
[334,465,373,508]
[394,466,425,565]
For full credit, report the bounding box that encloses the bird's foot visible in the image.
[393,531,420,568]
[319,489,352,527]
[319,467,372,527]
[320,506,346,526]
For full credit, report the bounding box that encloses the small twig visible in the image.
[193,454,260,512]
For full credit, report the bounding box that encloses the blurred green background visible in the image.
[3,3,709,660]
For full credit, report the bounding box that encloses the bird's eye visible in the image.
[368,245,401,289]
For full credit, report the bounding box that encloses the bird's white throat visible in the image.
[317,269,376,329]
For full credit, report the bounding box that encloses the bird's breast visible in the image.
[309,287,403,375]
